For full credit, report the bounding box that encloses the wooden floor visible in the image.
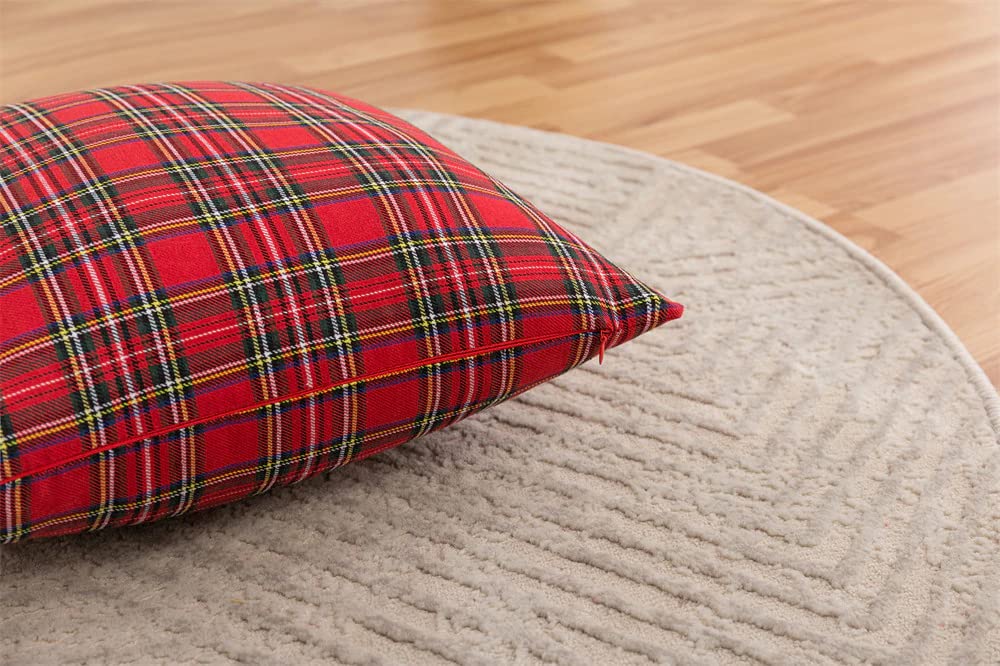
[1,0,997,386]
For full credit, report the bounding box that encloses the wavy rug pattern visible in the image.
[2,111,998,665]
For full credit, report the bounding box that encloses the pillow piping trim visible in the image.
[0,328,613,489]
[3,329,618,541]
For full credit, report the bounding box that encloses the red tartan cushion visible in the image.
[0,82,682,542]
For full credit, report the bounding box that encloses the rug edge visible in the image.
[394,109,1000,439]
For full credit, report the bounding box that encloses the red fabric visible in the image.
[0,82,682,541]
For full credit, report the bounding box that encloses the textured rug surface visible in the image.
[2,111,998,666]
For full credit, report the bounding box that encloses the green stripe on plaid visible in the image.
[0,82,682,541]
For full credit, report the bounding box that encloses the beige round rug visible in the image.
[2,112,998,666]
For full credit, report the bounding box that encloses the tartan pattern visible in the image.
[0,82,682,542]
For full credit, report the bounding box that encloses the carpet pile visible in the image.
[2,111,997,665]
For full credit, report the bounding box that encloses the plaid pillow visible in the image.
[0,82,682,542]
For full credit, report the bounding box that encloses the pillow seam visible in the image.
[0,328,608,489]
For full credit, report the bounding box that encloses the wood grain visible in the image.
[1,0,997,385]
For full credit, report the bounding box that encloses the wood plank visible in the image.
[0,0,996,385]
